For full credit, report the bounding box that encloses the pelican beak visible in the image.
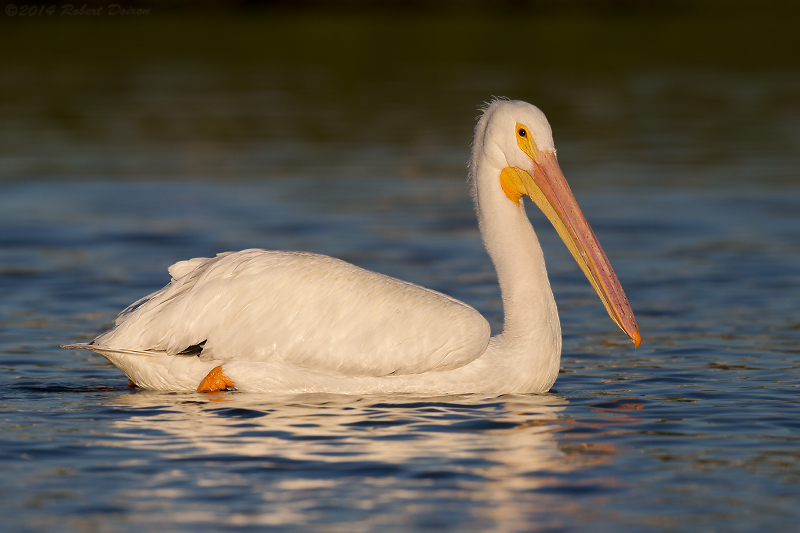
[500,151,641,347]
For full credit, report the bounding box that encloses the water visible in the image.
[3,9,800,532]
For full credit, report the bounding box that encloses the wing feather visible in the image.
[95,250,491,377]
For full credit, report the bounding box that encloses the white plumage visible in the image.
[65,99,640,395]
[105,250,490,376]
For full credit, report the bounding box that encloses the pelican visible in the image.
[64,99,640,395]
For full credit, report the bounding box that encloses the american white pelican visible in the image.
[64,99,640,394]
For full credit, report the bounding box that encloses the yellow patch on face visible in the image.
[515,122,540,162]
[499,166,528,204]
[500,122,541,205]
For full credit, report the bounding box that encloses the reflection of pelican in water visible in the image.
[103,392,619,528]
[65,100,639,394]
[108,392,569,461]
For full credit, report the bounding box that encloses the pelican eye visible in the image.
[518,128,527,138]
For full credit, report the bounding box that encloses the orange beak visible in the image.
[501,150,641,347]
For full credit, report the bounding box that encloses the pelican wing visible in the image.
[95,250,491,377]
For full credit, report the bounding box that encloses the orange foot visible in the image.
[197,366,235,392]
[127,380,137,388]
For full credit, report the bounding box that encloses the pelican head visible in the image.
[472,99,641,347]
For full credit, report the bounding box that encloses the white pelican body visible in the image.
[65,100,640,394]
